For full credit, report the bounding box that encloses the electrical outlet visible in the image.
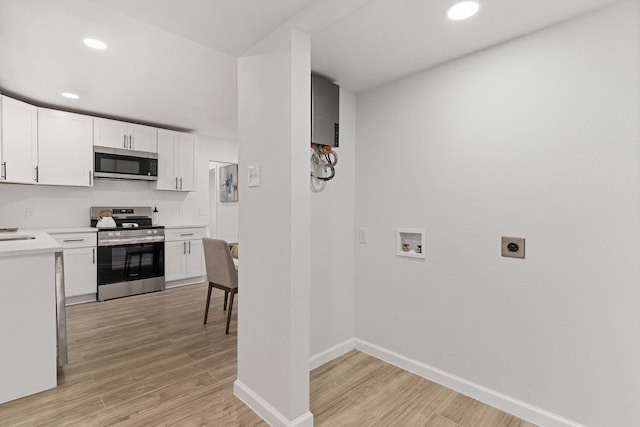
[199,208,207,216]
[359,227,368,243]
[501,236,525,259]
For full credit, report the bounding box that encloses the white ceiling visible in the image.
[0,0,623,139]
[310,0,623,93]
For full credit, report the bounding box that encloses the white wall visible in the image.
[0,135,236,230]
[354,2,640,426]
[310,88,356,358]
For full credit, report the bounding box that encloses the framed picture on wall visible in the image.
[220,164,238,202]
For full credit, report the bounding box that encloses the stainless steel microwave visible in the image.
[94,147,158,181]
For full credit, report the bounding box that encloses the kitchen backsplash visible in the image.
[0,179,206,229]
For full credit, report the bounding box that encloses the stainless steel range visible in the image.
[91,207,165,301]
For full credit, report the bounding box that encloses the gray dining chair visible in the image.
[202,237,238,334]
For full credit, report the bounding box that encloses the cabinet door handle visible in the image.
[124,134,127,148]
[63,239,85,243]
[1,162,6,180]
[180,177,183,190]
[188,241,191,254]
[183,241,186,254]
[89,170,92,186]
[35,166,39,182]
[175,177,178,189]
[129,135,133,150]
[92,248,95,264]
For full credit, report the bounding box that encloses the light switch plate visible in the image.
[359,227,368,243]
[248,164,261,187]
[501,236,525,259]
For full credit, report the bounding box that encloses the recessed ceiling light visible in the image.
[62,92,79,99]
[83,38,107,50]
[447,1,481,21]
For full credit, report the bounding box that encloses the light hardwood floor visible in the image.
[0,283,537,426]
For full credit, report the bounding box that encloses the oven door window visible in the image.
[98,242,164,285]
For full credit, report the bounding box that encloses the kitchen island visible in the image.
[0,231,62,404]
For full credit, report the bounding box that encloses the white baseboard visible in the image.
[354,339,585,427]
[165,277,205,289]
[309,338,356,370]
[65,293,96,306]
[233,379,313,427]
[238,337,581,426]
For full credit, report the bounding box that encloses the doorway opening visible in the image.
[209,161,239,244]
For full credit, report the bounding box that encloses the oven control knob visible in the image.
[116,232,121,236]
[147,230,152,235]
[153,230,158,234]
[108,232,115,237]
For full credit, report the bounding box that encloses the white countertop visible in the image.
[47,227,97,234]
[46,225,206,232]
[164,224,207,229]
[0,230,62,258]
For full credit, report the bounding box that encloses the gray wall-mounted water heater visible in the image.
[311,74,339,147]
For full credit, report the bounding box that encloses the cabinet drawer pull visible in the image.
[63,239,85,243]
[180,233,194,236]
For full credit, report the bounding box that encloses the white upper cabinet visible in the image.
[0,96,38,184]
[156,129,175,190]
[129,123,157,153]
[156,129,197,192]
[37,108,93,187]
[93,117,127,150]
[177,132,197,191]
[94,117,157,153]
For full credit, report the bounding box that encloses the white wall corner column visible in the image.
[235,29,313,427]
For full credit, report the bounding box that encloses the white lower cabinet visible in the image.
[164,227,205,283]
[186,239,204,277]
[50,232,97,304]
